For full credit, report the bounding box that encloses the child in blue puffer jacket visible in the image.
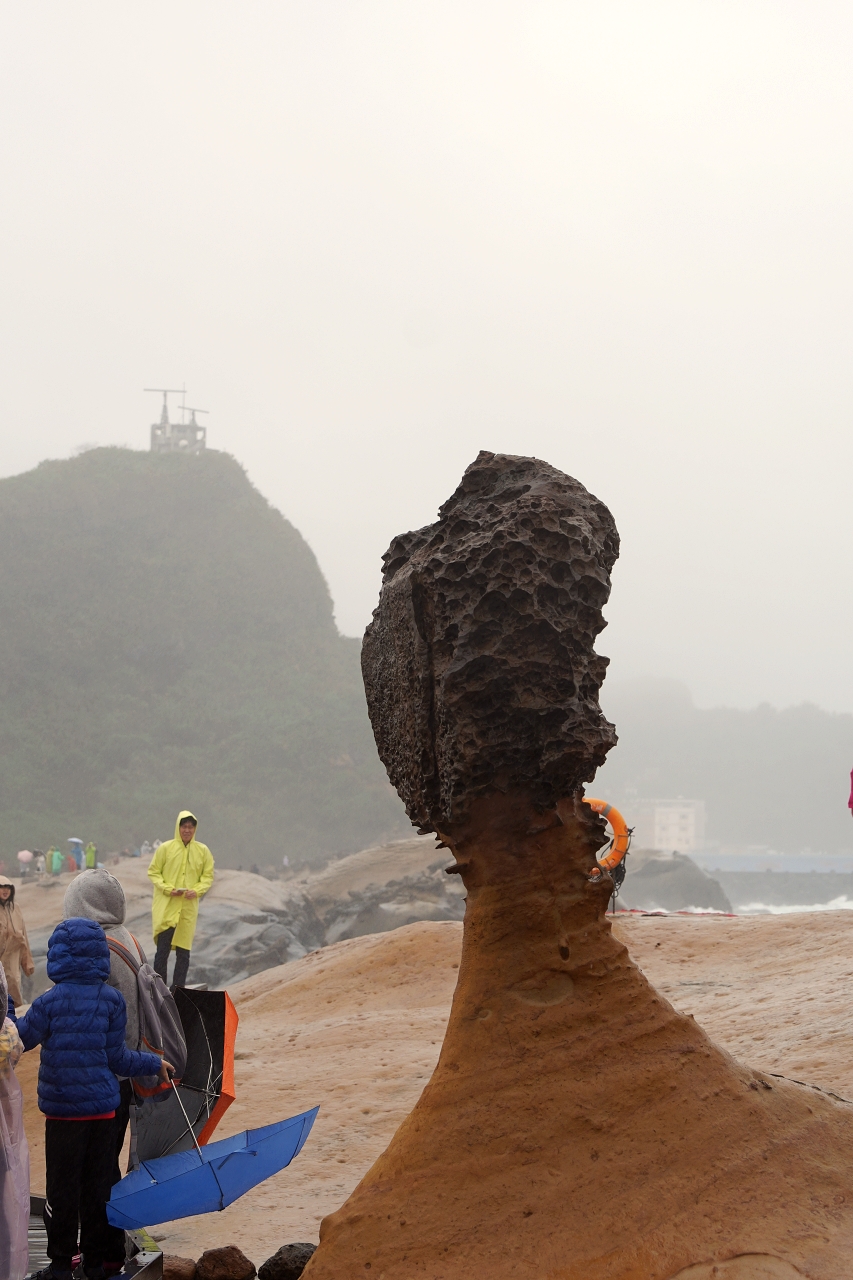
[18,917,172,1280]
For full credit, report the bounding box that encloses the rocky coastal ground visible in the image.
[18,908,853,1270]
[16,835,462,1000]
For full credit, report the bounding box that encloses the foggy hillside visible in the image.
[595,678,853,854]
[0,447,407,865]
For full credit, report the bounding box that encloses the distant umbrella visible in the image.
[107,1106,319,1229]
[67,838,83,845]
[16,851,32,863]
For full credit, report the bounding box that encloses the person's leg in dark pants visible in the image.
[78,1117,117,1274]
[103,1079,133,1272]
[172,946,191,989]
[44,1119,88,1271]
[153,928,175,983]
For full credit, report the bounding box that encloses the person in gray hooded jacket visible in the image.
[62,869,147,1277]
[63,870,143,1049]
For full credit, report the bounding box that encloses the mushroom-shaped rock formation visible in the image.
[361,450,619,830]
[305,453,853,1279]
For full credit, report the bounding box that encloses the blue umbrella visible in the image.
[107,1105,319,1230]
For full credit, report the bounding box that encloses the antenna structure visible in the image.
[177,406,209,426]
[146,386,207,454]
[143,387,185,424]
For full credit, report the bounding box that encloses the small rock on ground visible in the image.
[163,1256,199,1280]
[258,1243,317,1280]
[197,1244,257,1280]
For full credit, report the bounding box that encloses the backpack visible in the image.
[107,936,188,1096]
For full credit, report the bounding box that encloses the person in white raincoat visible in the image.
[147,810,214,989]
[0,961,30,1280]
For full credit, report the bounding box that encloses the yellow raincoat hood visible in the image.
[147,811,215,950]
[174,810,198,840]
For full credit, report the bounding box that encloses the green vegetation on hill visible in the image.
[0,447,408,865]
[596,678,853,854]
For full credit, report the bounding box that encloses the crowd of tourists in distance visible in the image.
[0,809,215,1280]
[9,837,165,881]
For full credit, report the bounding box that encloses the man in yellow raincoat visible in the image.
[148,810,215,989]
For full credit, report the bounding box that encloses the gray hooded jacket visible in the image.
[63,869,145,1049]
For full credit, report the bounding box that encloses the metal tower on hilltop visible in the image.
[145,386,208,454]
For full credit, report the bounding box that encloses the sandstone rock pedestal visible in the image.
[305,793,853,1278]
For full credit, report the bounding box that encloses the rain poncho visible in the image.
[0,879,34,1008]
[148,811,215,951]
[0,961,30,1280]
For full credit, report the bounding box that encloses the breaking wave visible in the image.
[736,896,853,915]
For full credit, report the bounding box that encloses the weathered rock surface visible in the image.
[184,894,326,987]
[362,450,619,831]
[258,1243,317,1279]
[321,862,465,944]
[163,1256,199,1280]
[669,1262,805,1279]
[196,1244,256,1280]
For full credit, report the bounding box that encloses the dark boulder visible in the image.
[619,853,732,913]
[258,1243,317,1280]
[196,1245,256,1280]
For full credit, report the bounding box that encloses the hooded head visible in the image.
[175,810,198,844]
[0,877,15,908]
[63,868,126,928]
[46,918,110,985]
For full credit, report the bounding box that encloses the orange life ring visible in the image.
[583,797,631,876]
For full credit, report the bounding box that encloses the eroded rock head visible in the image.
[361,450,619,832]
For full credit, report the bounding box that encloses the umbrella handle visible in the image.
[169,1076,206,1165]
[169,1073,230,1214]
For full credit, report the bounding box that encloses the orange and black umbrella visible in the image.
[131,988,237,1164]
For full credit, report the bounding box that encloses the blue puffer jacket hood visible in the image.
[18,915,163,1117]
[46,917,111,985]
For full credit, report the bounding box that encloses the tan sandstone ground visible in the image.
[18,909,852,1268]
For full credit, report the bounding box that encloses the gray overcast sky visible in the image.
[1,2,852,713]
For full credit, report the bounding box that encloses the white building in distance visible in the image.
[632,798,706,854]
